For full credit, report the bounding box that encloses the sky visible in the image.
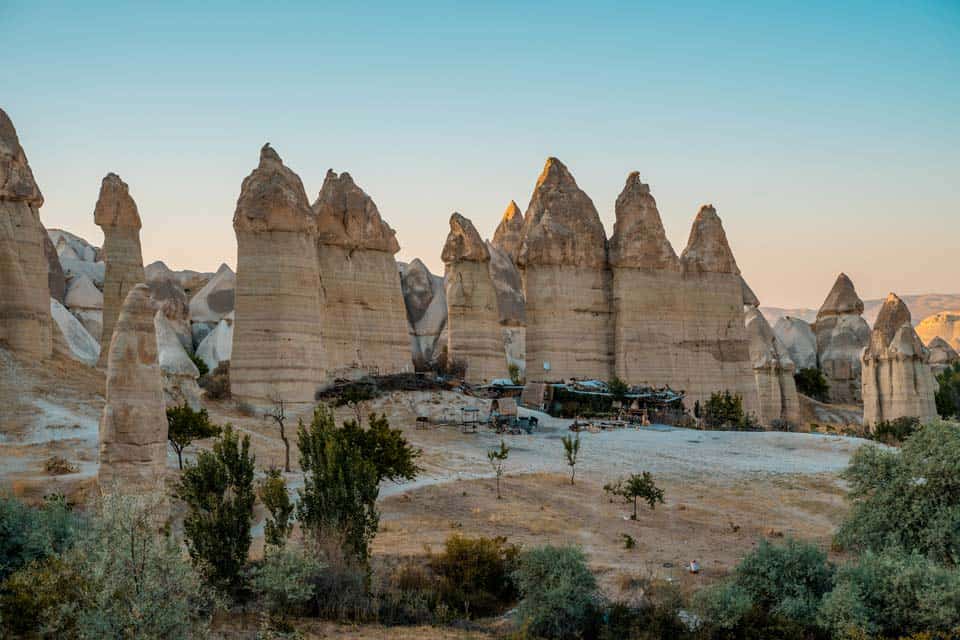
[2,1,958,308]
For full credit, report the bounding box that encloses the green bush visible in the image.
[375,559,445,625]
[189,351,209,377]
[794,367,830,402]
[835,422,960,564]
[199,360,230,399]
[340,413,422,484]
[259,468,294,549]
[935,361,960,418]
[166,404,221,469]
[0,493,79,581]
[818,547,960,637]
[603,472,665,520]
[702,391,757,429]
[872,415,921,445]
[0,554,86,636]
[176,424,256,594]
[253,545,325,631]
[513,545,600,640]
[430,534,519,618]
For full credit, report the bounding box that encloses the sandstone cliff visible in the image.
[98,284,168,492]
[231,144,323,405]
[916,310,960,351]
[491,200,524,262]
[745,306,800,426]
[95,173,145,367]
[486,241,526,379]
[0,108,52,358]
[518,158,612,381]
[927,336,959,376]
[813,273,870,404]
[312,170,411,377]
[442,213,506,383]
[862,293,938,427]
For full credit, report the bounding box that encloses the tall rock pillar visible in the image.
[98,284,168,492]
[95,173,145,367]
[231,144,323,405]
[0,108,52,358]
[745,306,801,426]
[312,170,412,377]
[518,158,612,381]
[813,273,870,403]
[442,213,507,383]
[862,293,938,427]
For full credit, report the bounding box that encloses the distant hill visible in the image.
[760,293,960,328]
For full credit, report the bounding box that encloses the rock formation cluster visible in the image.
[95,173,145,367]
[98,284,168,492]
[0,108,52,358]
[745,306,800,426]
[486,239,526,377]
[926,337,959,376]
[518,158,613,381]
[773,317,818,371]
[442,213,507,383]
[312,170,411,377]
[401,259,447,367]
[231,144,324,405]
[812,274,870,404]
[916,310,960,351]
[861,293,938,427]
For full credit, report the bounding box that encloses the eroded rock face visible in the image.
[231,144,323,405]
[518,158,612,380]
[145,261,214,298]
[147,266,192,353]
[196,313,233,372]
[43,230,66,303]
[50,298,99,366]
[916,311,960,352]
[609,173,680,272]
[442,214,505,383]
[862,293,937,427]
[95,173,145,366]
[927,336,959,376]
[491,200,524,262]
[486,241,525,327]
[312,170,411,377]
[773,317,817,371]
[98,284,168,492]
[745,307,800,426]
[155,311,201,409]
[813,274,870,404]
[188,263,235,324]
[0,108,52,358]
[400,259,447,367]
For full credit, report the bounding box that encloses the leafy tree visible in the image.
[341,412,422,483]
[429,534,519,617]
[935,361,960,418]
[176,425,256,593]
[253,544,325,632]
[703,390,756,429]
[487,439,510,500]
[872,415,920,445]
[835,421,960,564]
[334,382,380,422]
[561,433,581,485]
[0,493,79,582]
[513,545,599,640]
[604,472,664,520]
[259,468,294,549]
[296,405,379,565]
[166,404,220,470]
[608,376,629,403]
[264,396,292,472]
[794,367,830,402]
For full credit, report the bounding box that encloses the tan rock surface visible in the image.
[442,214,506,383]
[518,158,612,380]
[313,170,411,377]
[927,336,959,375]
[491,200,524,262]
[813,274,870,403]
[98,284,168,492]
[0,108,52,358]
[486,241,525,327]
[861,293,937,427]
[42,228,66,303]
[745,307,800,426]
[916,310,960,351]
[231,144,324,404]
[95,173,145,366]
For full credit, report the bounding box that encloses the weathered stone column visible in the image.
[518,158,612,381]
[0,108,52,358]
[491,200,524,263]
[98,284,168,492]
[231,144,323,405]
[745,306,800,427]
[813,273,870,403]
[95,173,145,367]
[862,293,938,427]
[312,170,412,378]
[442,213,507,383]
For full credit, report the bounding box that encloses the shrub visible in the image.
[599,580,687,640]
[794,367,830,402]
[0,493,79,581]
[259,468,294,549]
[0,554,86,636]
[702,391,757,429]
[252,545,325,631]
[835,422,960,564]
[818,547,960,637]
[176,425,256,594]
[608,376,629,403]
[935,361,960,418]
[694,581,755,631]
[166,404,221,469]
[199,361,230,399]
[189,351,209,377]
[872,415,921,445]
[430,534,519,617]
[513,545,600,640]
[297,405,379,565]
[44,455,78,475]
[508,363,522,385]
[603,472,665,520]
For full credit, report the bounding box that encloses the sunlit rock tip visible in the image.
[609,172,678,271]
[441,212,489,263]
[680,204,740,275]
[314,168,400,253]
[233,143,315,234]
[491,200,524,261]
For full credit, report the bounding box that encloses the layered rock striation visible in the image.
[812,274,870,404]
[0,108,52,358]
[916,310,960,352]
[861,293,938,427]
[312,170,411,377]
[518,158,612,381]
[442,213,507,383]
[95,173,145,366]
[400,259,447,367]
[231,144,324,404]
[745,306,800,426]
[486,241,526,377]
[98,284,168,492]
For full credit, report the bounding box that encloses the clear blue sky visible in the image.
[3,0,958,308]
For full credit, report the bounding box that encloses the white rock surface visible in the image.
[196,313,233,371]
[60,258,105,289]
[155,311,201,409]
[64,273,103,310]
[48,228,99,262]
[189,263,235,323]
[50,298,99,365]
[773,316,817,371]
